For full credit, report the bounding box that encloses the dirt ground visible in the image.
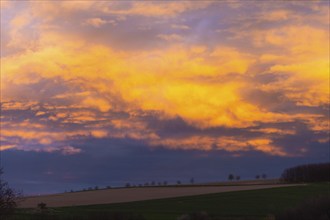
[19,184,301,208]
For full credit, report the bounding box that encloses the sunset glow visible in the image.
[0,1,329,194]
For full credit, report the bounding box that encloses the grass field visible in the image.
[11,183,330,220]
[19,183,297,208]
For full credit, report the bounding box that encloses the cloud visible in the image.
[0,145,16,151]
[24,1,212,22]
[171,24,190,30]
[83,18,116,28]
[1,0,328,158]
[0,1,12,9]
[101,2,213,17]
[60,146,82,155]
[157,34,183,41]
[150,135,287,156]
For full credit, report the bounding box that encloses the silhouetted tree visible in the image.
[236,176,241,181]
[0,168,21,217]
[163,181,168,186]
[228,174,234,181]
[190,177,195,184]
[177,180,181,185]
[255,175,260,180]
[151,181,155,186]
[262,174,267,179]
[125,183,131,188]
[94,186,99,190]
[281,163,330,183]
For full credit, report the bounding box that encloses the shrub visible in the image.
[275,196,330,220]
[177,211,210,220]
[38,202,47,210]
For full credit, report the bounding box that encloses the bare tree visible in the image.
[0,168,21,217]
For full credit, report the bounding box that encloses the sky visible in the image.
[0,0,329,195]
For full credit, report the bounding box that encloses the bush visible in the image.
[177,212,211,220]
[38,202,47,210]
[275,196,330,220]
[177,212,260,220]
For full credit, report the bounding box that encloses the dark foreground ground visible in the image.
[8,183,330,220]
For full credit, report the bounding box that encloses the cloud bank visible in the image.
[1,1,329,158]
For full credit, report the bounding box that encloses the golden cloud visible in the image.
[150,136,287,156]
[1,1,328,156]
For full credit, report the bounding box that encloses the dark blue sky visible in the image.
[2,138,328,195]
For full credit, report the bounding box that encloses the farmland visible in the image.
[11,182,329,220]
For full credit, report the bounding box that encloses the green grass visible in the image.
[13,183,330,220]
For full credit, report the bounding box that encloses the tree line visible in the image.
[281,162,330,183]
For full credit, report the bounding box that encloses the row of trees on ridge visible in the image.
[281,162,330,183]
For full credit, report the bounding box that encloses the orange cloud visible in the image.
[102,1,213,17]
[83,18,116,27]
[171,24,190,30]
[2,30,326,131]
[150,136,287,156]
[1,1,328,156]
[157,34,183,41]
[210,46,256,75]
[250,128,296,136]
[0,144,16,151]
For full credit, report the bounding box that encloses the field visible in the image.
[11,182,329,220]
[20,182,297,208]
